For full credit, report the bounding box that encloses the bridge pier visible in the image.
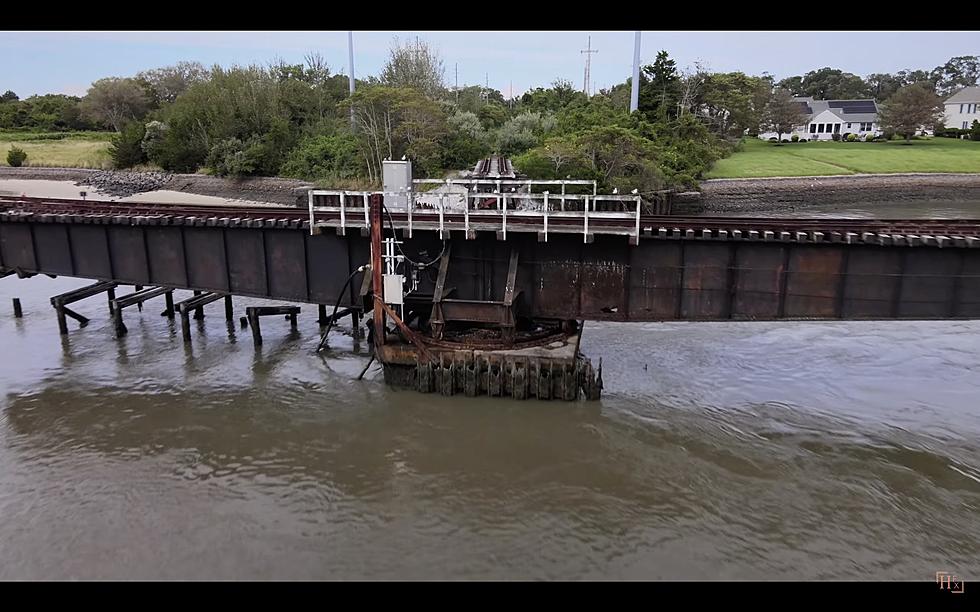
[245,305,300,347]
[176,292,227,342]
[110,286,173,338]
[49,281,117,335]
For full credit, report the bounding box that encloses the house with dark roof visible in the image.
[759,97,881,141]
[943,86,980,130]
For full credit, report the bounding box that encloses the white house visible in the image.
[759,97,881,141]
[944,86,980,130]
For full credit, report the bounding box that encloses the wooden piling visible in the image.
[12,298,22,318]
[224,295,233,321]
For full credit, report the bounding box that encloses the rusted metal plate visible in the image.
[68,225,112,279]
[107,226,150,284]
[265,230,308,301]
[956,251,980,317]
[305,232,352,304]
[145,226,187,287]
[183,227,229,293]
[0,223,37,271]
[898,249,959,318]
[681,243,731,319]
[842,248,901,318]
[226,229,267,295]
[732,244,782,319]
[785,246,844,318]
[32,224,73,276]
[532,239,581,319]
[629,241,683,319]
[579,236,628,320]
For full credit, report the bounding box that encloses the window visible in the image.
[834,123,841,133]
[847,123,852,128]
[818,124,825,133]
[965,121,970,130]
[962,104,967,113]
[810,124,817,133]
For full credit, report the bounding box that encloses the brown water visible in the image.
[1,275,979,580]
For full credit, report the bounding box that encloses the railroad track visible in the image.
[3,195,980,240]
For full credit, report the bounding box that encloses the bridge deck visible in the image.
[2,195,980,322]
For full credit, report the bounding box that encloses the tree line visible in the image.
[3,44,978,190]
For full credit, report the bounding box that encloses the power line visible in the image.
[580,35,598,96]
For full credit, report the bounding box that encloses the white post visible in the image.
[630,31,641,113]
[348,32,356,131]
[634,197,641,242]
[464,193,470,233]
[439,194,445,239]
[543,191,549,242]
[307,189,315,235]
[502,193,507,240]
[407,190,413,238]
[363,192,369,228]
[340,190,346,230]
[584,195,589,242]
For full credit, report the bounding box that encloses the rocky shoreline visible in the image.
[0,167,313,205]
[684,173,980,214]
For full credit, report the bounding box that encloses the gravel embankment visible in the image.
[0,166,314,205]
[685,173,980,214]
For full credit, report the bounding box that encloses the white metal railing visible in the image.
[308,189,642,243]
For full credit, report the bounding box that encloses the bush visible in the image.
[865,133,875,142]
[206,137,256,177]
[768,137,778,142]
[279,133,362,181]
[846,133,857,142]
[791,134,799,142]
[780,138,790,143]
[109,121,148,169]
[6,146,27,167]
[971,120,980,141]
[798,138,808,143]
[831,133,842,142]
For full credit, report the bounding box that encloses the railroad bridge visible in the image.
[2,175,979,400]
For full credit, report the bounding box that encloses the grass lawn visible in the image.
[1,131,114,169]
[705,137,980,179]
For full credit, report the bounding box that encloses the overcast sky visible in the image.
[1,30,977,98]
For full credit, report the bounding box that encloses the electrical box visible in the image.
[383,274,405,305]
[382,160,412,209]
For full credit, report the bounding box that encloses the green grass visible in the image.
[2,131,113,169]
[705,137,980,179]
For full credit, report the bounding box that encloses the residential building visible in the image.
[759,97,880,141]
[943,86,980,130]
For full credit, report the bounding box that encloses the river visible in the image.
[1,181,979,579]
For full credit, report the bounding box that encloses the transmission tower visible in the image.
[580,35,598,96]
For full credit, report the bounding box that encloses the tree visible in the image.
[931,55,980,97]
[693,72,772,137]
[639,50,680,120]
[80,77,151,132]
[776,76,803,96]
[762,88,807,143]
[865,73,904,101]
[136,61,208,105]
[380,37,446,99]
[877,83,945,143]
[786,67,870,100]
[0,90,17,103]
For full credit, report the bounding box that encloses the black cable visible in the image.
[381,201,446,269]
[316,265,366,353]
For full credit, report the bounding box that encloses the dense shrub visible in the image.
[971,120,980,141]
[279,133,362,181]
[768,137,778,142]
[791,134,799,142]
[865,133,875,142]
[108,121,148,168]
[831,133,842,142]
[846,133,857,142]
[206,137,256,177]
[6,146,27,167]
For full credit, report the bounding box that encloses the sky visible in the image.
[1,30,977,99]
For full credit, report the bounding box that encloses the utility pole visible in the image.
[348,31,356,130]
[630,31,641,113]
[580,35,598,96]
